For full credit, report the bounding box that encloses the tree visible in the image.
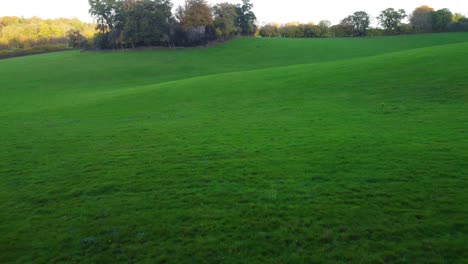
[213,3,239,38]
[88,0,117,33]
[351,11,371,36]
[452,13,466,23]
[67,29,86,48]
[236,0,257,35]
[448,16,468,32]
[279,23,304,38]
[0,16,95,57]
[334,16,355,37]
[118,0,173,47]
[431,8,453,32]
[178,0,213,29]
[175,5,185,23]
[410,5,434,32]
[175,0,215,45]
[259,24,280,37]
[378,8,407,33]
[316,20,331,37]
[303,23,319,38]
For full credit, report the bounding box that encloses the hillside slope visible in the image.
[1,34,468,263]
[2,33,468,114]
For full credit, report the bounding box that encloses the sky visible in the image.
[1,0,467,25]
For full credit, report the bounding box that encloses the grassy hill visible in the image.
[1,33,467,263]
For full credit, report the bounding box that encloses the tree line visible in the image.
[0,16,95,58]
[259,6,468,38]
[87,0,256,49]
[1,2,467,57]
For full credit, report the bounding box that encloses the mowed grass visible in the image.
[1,33,467,263]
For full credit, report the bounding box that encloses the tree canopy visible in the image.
[351,11,371,36]
[86,0,258,48]
[378,8,407,33]
[410,5,434,32]
[236,0,257,35]
[431,8,453,32]
[213,3,239,38]
[0,16,95,57]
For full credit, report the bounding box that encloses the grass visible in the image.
[1,33,467,263]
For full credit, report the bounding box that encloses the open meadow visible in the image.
[1,33,468,262]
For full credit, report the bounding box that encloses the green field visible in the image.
[1,33,468,263]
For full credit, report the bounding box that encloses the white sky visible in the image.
[0,0,467,25]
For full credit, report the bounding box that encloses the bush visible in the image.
[331,25,354,37]
[186,26,207,45]
[448,19,468,32]
[93,33,110,49]
[399,24,414,34]
[0,44,68,59]
[368,28,385,36]
[67,29,86,49]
